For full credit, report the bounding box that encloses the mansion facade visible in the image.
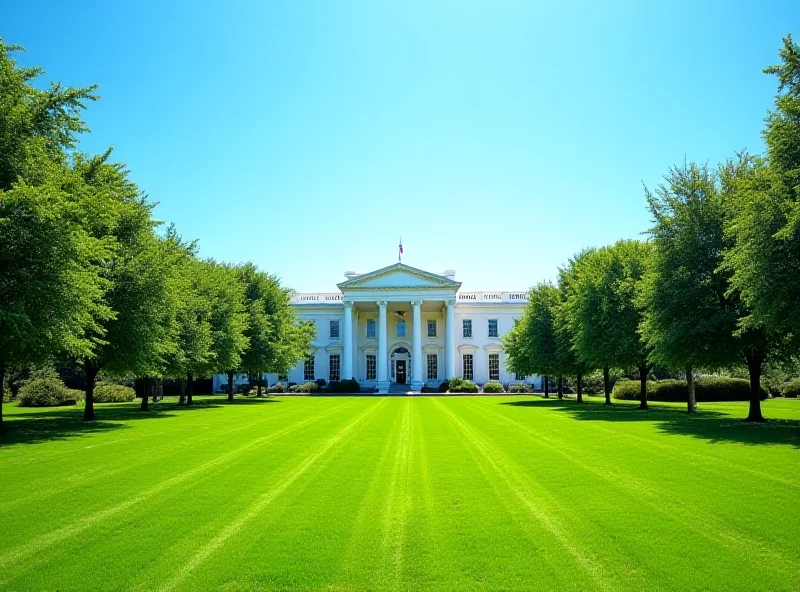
[213,263,540,394]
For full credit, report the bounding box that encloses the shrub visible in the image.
[437,380,450,393]
[325,379,361,394]
[482,381,505,393]
[93,383,136,403]
[18,370,74,407]
[613,377,768,402]
[783,379,800,398]
[267,382,287,394]
[449,378,479,393]
[508,383,532,394]
[288,381,320,394]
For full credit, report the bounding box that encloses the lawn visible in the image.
[1,395,798,591]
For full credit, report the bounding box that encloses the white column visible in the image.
[342,302,353,380]
[377,301,389,390]
[411,300,423,391]
[445,299,456,379]
[352,310,359,380]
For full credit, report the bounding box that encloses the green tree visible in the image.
[65,154,175,420]
[566,241,653,409]
[504,283,561,398]
[725,35,800,353]
[555,260,594,403]
[0,182,110,428]
[237,264,314,397]
[641,162,760,414]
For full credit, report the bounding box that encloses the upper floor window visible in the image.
[366,319,376,338]
[329,320,340,339]
[427,319,437,337]
[462,319,472,338]
[396,320,406,338]
[488,319,498,338]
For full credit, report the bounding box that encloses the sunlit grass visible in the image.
[1,395,798,591]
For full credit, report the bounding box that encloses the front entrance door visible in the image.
[396,360,406,384]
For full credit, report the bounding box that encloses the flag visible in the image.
[398,239,404,261]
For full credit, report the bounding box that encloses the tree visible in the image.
[0,182,110,429]
[201,262,248,402]
[725,35,800,351]
[565,241,653,409]
[641,162,757,413]
[237,264,314,397]
[65,154,175,420]
[504,283,561,398]
[555,260,594,403]
[0,41,107,429]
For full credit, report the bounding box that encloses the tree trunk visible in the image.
[603,365,611,405]
[686,366,696,414]
[83,359,99,421]
[637,364,649,410]
[179,379,186,405]
[257,373,263,397]
[543,375,549,398]
[227,370,235,402]
[140,377,149,412]
[576,373,583,403]
[186,373,194,405]
[557,376,563,400]
[744,349,766,422]
[0,359,5,432]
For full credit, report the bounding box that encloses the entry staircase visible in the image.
[387,383,417,395]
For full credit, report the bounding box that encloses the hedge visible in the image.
[508,383,532,393]
[612,377,769,402]
[267,382,287,394]
[482,381,506,393]
[324,379,360,393]
[783,378,800,398]
[18,373,80,407]
[93,383,136,403]
[448,377,479,393]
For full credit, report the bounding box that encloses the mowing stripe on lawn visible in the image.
[0,399,356,574]
[0,399,331,513]
[504,398,800,490]
[431,398,614,591]
[461,398,791,577]
[155,397,388,592]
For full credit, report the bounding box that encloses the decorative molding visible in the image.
[410,300,422,307]
[343,301,354,308]
[337,262,461,289]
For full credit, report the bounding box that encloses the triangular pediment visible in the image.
[337,263,460,290]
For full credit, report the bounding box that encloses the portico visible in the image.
[337,265,460,392]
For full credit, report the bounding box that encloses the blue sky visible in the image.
[4,1,797,291]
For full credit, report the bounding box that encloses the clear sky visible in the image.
[4,1,797,292]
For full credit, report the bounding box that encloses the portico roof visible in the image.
[336,263,461,291]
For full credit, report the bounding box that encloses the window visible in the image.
[329,354,340,381]
[489,353,500,381]
[329,320,340,339]
[366,354,376,381]
[462,354,473,380]
[427,354,438,380]
[488,319,498,338]
[515,372,527,381]
[366,319,376,338]
[462,319,472,338]
[427,320,437,337]
[396,320,406,338]
[278,373,288,382]
[303,355,315,381]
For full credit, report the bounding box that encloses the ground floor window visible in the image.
[462,354,473,381]
[366,354,376,381]
[303,355,315,381]
[329,354,340,381]
[278,373,288,382]
[515,372,526,381]
[489,353,500,381]
[427,354,438,380]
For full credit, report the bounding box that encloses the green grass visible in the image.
[1,395,798,591]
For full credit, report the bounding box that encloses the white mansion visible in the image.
[214,263,539,393]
